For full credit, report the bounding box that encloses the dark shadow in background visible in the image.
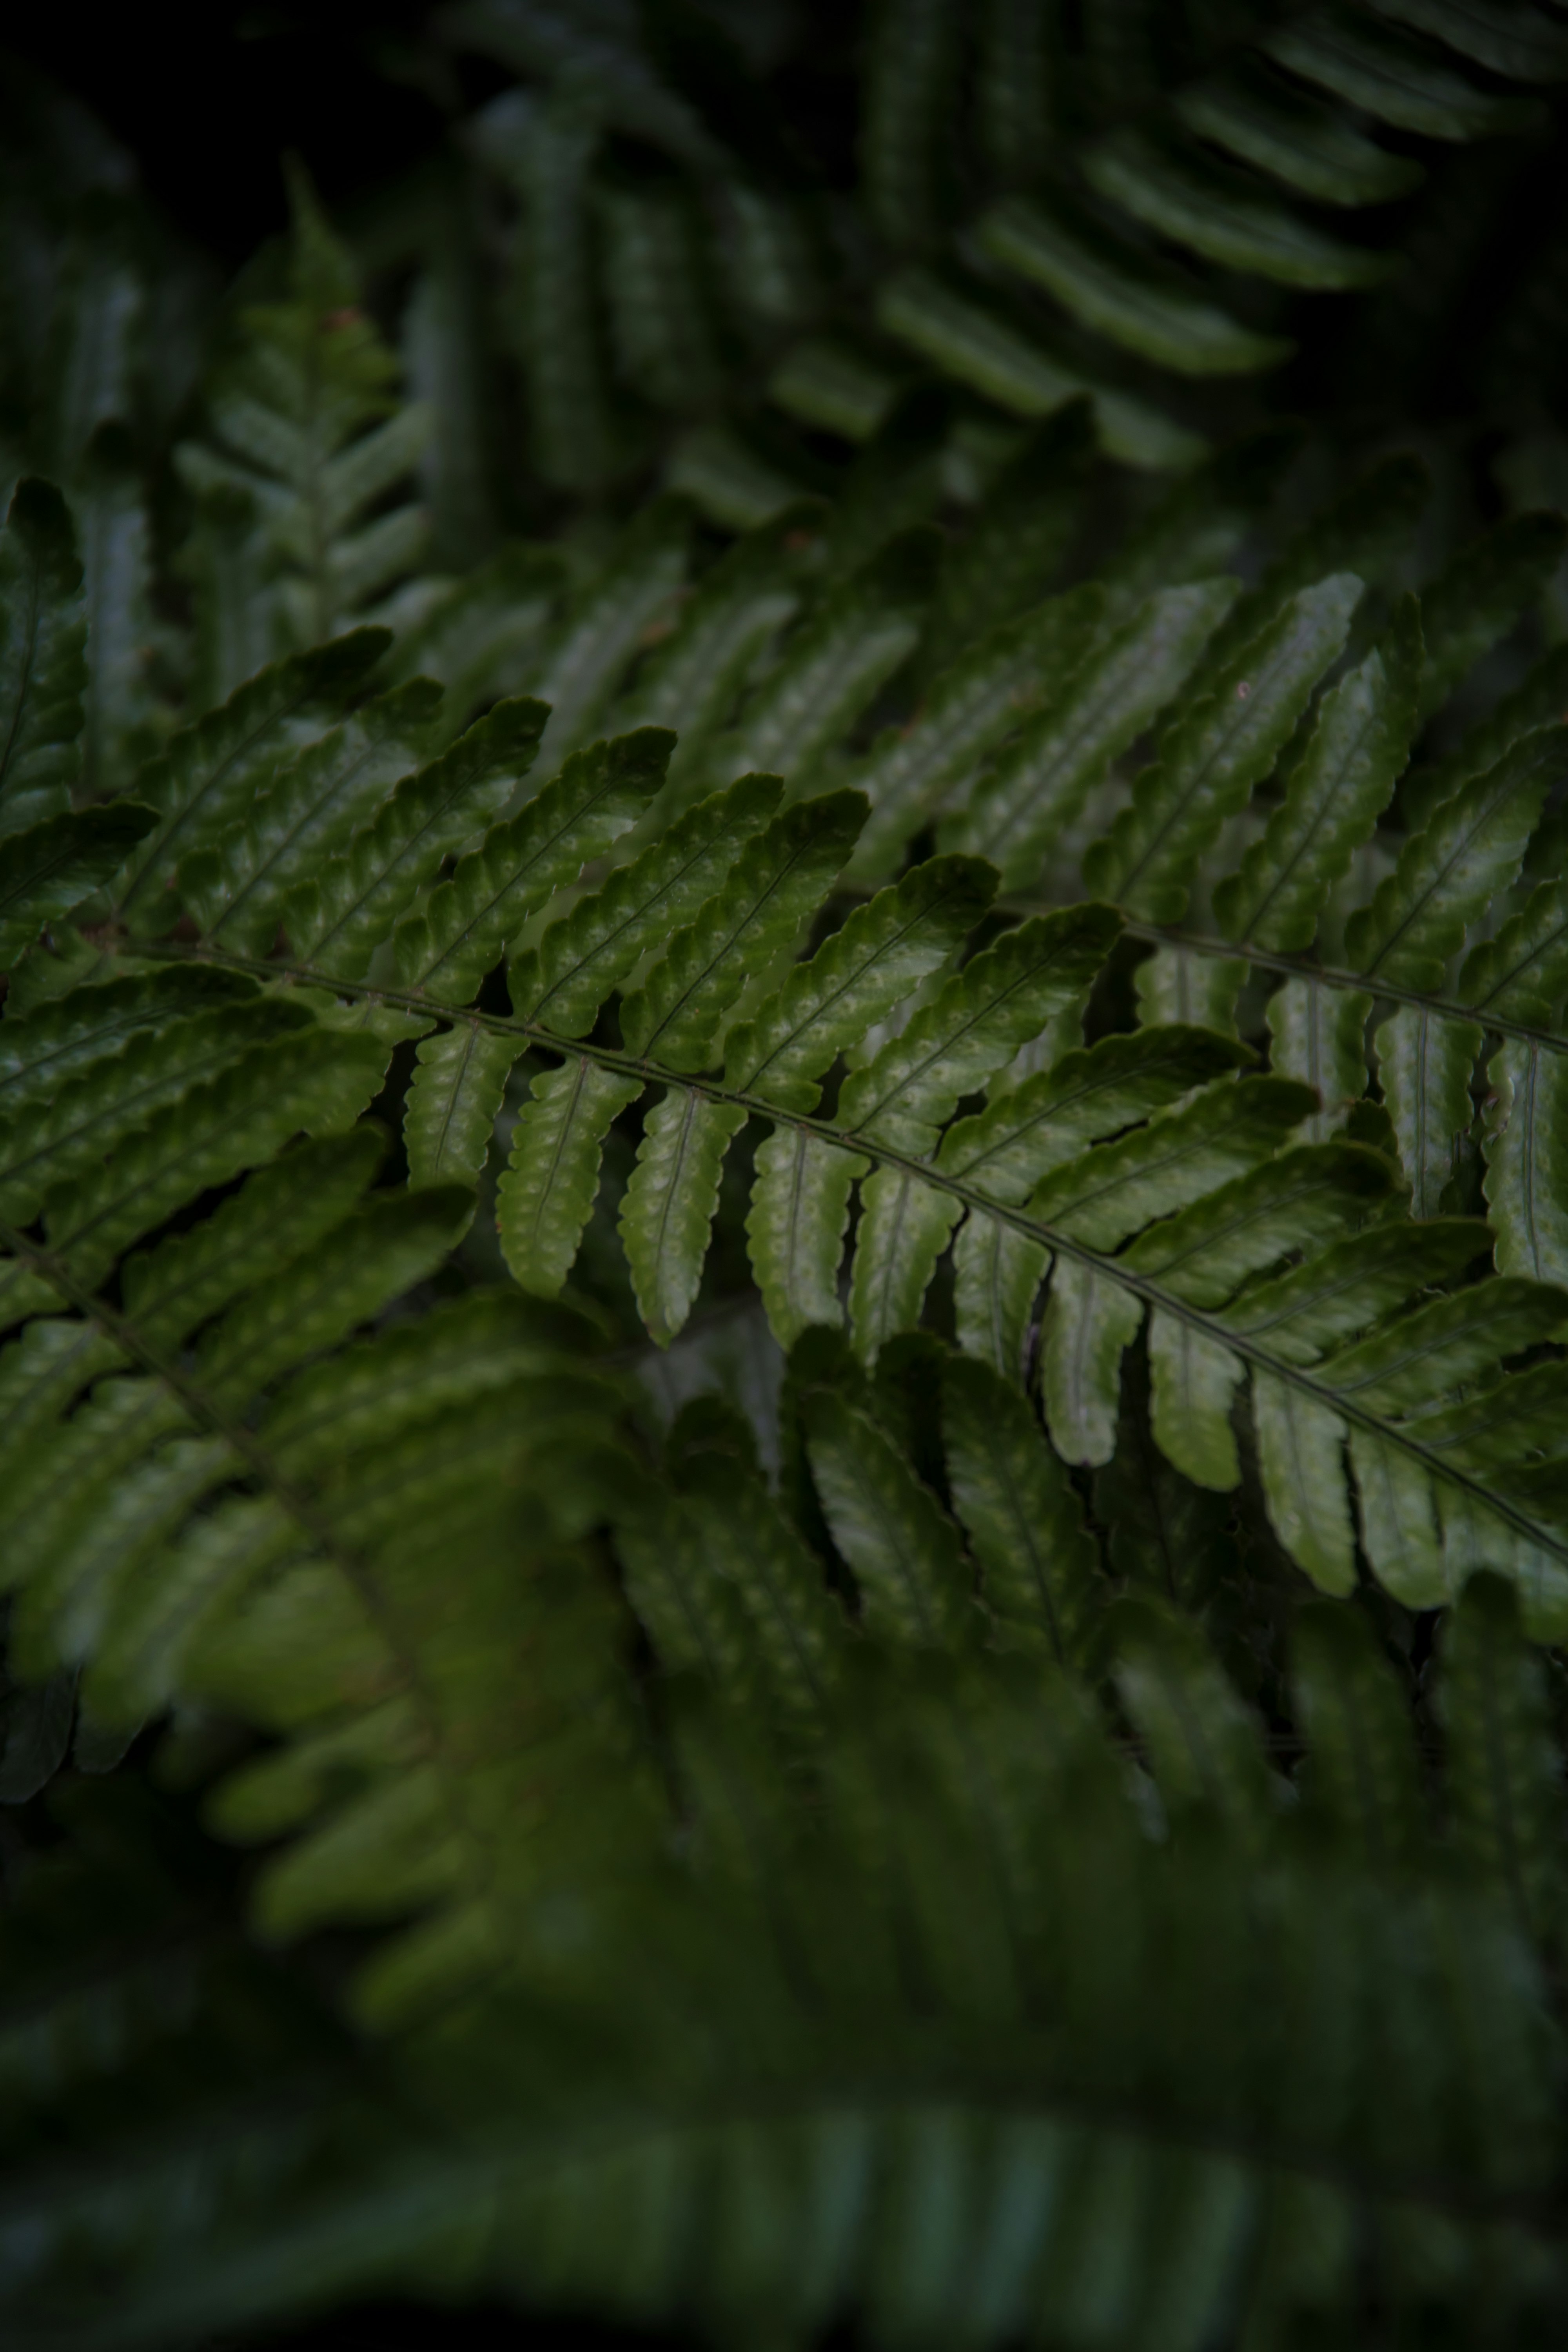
[9,2,448,262]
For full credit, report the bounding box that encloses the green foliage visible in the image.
[7,7,1568,2347]
[175,164,431,699]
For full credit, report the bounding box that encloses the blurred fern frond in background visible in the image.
[5,5,1568,2346]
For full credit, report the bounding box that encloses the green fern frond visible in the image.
[175,165,431,682]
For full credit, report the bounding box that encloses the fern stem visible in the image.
[143,940,1568,1574]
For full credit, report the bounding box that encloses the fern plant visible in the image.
[7,7,1568,2347]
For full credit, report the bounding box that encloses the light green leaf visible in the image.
[620,1090,748,1345]
[768,339,899,442]
[727,854,996,1113]
[1404,643,1568,833]
[1210,455,1425,667]
[849,1167,964,1364]
[113,629,392,926]
[392,726,673,1005]
[1125,1142,1399,1306]
[284,695,550,980]
[0,997,314,1225]
[1134,946,1245,1036]
[122,1130,384,1351]
[1375,1006,1482,1218]
[1111,1597,1274,1842]
[1319,1279,1568,1415]
[747,1126,867,1349]
[952,578,1234,884]
[838,905,1120,1154]
[1085,576,1362,922]
[1347,729,1568,989]
[615,1492,762,1686]
[613,508,816,790]
[0,966,260,1118]
[497,1056,644,1300]
[182,679,443,953]
[1436,1488,1568,1644]
[1097,428,1300,616]
[673,1448,843,1721]
[403,1026,524,1189]
[195,1187,475,1412]
[621,790,867,1073]
[379,546,564,741]
[1214,602,1423,950]
[1040,1257,1143,1466]
[1351,1428,1447,1609]
[1029,1074,1315,1253]
[1404,1357,1568,1488]
[951,1212,1050,1383]
[1485,1042,1568,1285]
[1265,979,1371,1142]
[1148,1311,1244,1490]
[512,773,782,1038]
[1459,879,1568,1027]
[265,1290,593,1480]
[42,1027,392,1287]
[940,1025,1251,1204]
[1223,1218,1485,1368]
[1252,1372,1356,1595]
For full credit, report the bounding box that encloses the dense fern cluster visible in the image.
[5,5,1568,2346]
